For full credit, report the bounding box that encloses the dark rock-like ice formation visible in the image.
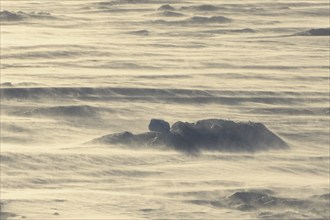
[159,11,185,17]
[187,189,329,219]
[149,119,170,133]
[127,30,149,36]
[181,4,220,11]
[297,28,330,36]
[90,119,288,153]
[158,5,175,11]
[187,16,231,24]
[0,10,25,21]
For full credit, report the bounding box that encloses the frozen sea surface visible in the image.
[1,0,329,219]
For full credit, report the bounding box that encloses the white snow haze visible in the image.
[0,0,329,219]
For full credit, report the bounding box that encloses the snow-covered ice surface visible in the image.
[1,0,329,219]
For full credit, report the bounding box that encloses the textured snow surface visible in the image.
[1,0,329,219]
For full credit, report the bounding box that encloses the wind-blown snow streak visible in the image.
[0,10,56,22]
[1,87,327,104]
[152,15,232,25]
